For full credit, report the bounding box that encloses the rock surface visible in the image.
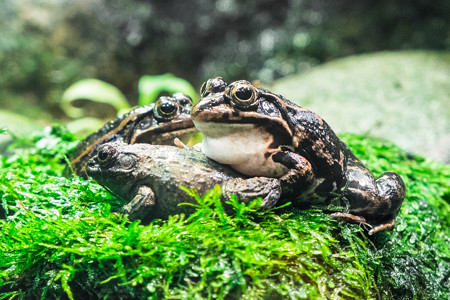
[270,51,450,163]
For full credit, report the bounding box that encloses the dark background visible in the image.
[0,0,449,120]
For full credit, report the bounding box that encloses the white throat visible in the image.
[194,121,288,177]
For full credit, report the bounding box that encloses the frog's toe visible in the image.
[330,212,367,224]
[330,212,376,232]
[368,219,396,235]
[173,138,188,148]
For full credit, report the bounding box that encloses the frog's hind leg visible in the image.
[364,172,405,235]
[330,212,373,229]
[330,212,366,224]
[375,171,406,218]
[337,159,405,234]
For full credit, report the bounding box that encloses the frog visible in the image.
[191,77,406,235]
[86,142,281,221]
[66,93,197,178]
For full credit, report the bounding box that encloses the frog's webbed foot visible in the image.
[120,185,156,221]
[331,212,396,235]
[222,177,281,210]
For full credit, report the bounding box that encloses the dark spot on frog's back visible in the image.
[258,99,282,118]
[295,110,323,127]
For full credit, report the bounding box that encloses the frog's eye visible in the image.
[155,99,179,119]
[97,145,117,163]
[230,84,257,106]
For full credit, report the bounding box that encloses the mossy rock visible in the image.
[270,51,450,163]
[0,127,448,299]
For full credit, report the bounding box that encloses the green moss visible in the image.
[339,134,449,300]
[0,127,448,299]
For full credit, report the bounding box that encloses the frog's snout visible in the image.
[85,156,101,176]
[190,103,201,119]
[86,157,97,168]
[191,99,211,121]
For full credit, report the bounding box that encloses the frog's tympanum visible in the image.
[191,77,406,235]
[86,142,281,221]
[67,93,197,178]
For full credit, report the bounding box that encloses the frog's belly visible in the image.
[195,122,289,178]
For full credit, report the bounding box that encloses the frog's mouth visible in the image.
[191,103,293,142]
[85,159,102,179]
[85,165,126,200]
[85,159,134,199]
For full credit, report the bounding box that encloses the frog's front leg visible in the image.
[120,185,156,221]
[272,151,315,197]
[221,177,281,209]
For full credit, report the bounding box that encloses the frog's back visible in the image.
[130,145,242,218]
[270,92,351,194]
[138,145,241,188]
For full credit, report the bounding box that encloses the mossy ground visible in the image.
[0,126,448,299]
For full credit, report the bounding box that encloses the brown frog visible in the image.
[86,142,281,221]
[66,93,196,178]
[191,77,406,235]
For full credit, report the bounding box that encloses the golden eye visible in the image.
[155,99,178,119]
[231,84,256,106]
[97,145,117,163]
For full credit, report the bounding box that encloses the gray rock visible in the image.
[270,51,450,163]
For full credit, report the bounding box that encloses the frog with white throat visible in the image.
[191,77,406,235]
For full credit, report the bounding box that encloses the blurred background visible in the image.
[0,0,449,161]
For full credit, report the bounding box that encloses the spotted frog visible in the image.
[86,142,281,221]
[66,93,197,178]
[191,77,406,235]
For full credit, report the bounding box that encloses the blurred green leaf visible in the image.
[61,79,131,118]
[0,110,41,136]
[65,117,106,137]
[138,74,198,106]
